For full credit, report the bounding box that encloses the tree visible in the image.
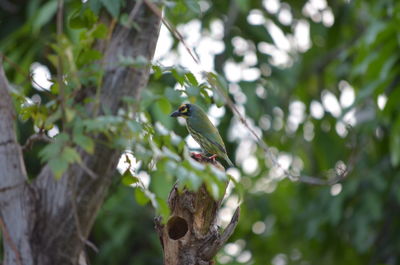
[2,0,400,265]
[0,1,161,264]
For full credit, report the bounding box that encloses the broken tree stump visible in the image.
[155,154,240,265]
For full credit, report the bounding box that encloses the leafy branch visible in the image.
[146,1,356,186]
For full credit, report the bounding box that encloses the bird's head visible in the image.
[170,103,192,118]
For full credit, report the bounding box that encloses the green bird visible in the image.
[170,103,234,167]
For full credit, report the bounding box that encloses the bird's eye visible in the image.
[179,104,188,113]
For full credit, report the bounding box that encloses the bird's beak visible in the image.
[170,110,181,117]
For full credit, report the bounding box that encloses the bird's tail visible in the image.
[224,154,234,168]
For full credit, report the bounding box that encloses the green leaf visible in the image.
[73,134,94,154]
[69,8,98,29]
[119,13,140,30]
[205,72,228,107]
[39,133,69,162]
[48,157,69,179]
[92,23,108,39]
[127,120,142,133]
[77,49,103,65]
[185,72,198,86]
[62,147,81,164]
[234,0,250,12]
[165,87,182,103]
[390,117,400,167]
[100,0,121,18]
[50,82,59,95]
[157,98,172,114]
[151,170,172,201]
[152,65,163,79]
[45,108,62,128]
[206,72,229,94]
[186,85,199,97]
[65,108,76,122]
[171,68,185,85]
[135,188,150,205]
[156,197,170,221]
[184,0,201,14]
[213,88,225,107]
[205,181,220,200]
[228,174,245,203]
[88,0,102,15]
[33,0,58,33]
[118,55,149,68]
[177,161,203,191]
[121,169,139,186]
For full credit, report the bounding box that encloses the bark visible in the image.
[0,56,34,265]
[0,2,161,265]
[155,155,240,265]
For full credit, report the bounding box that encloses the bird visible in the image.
[170,103,234,167]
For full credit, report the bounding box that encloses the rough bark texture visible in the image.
[0,57,34,265]
[155,155,240,265]
[0,2,161,265]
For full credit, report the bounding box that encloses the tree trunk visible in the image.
[155,156,240,265]
[0,2,161,265]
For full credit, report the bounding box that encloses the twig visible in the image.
[1,53,50,92]
[70,175,99,253]
[77,161,98,180]
[126,0,143,27]
[0,214,23,265]
[143,0,200,65]
[57,0,66,125]
[22,132,53,151]
[145,3,355,186]
[207,73,354,185]
[202,206,240,260]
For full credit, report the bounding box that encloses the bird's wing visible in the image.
[195,121,227,153]
[188,107,227,153]
[204,134,227,154]
[189,123,226,153]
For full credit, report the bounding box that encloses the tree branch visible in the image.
[0,1,161,264]
[156,157,239,265]
[21,132,52,151]
[28,2,161,264]
[201,206,240,260]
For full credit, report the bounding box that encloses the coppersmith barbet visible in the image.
[170,103,234,167]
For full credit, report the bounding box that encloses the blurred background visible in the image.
[1,0,399,264]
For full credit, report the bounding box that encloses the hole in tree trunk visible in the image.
[167,216,188,240]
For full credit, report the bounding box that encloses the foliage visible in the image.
[1,0,400,264]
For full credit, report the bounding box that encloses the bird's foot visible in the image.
[191,152,204,160]
[207,154,217,163]
[190,153,218,164]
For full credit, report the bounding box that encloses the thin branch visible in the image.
[22,132,53,151]
[77,161,98,180]
[1,53,50,92]
[145,3,355,186]
[202,206,240,260]
[126,0,143,27]
[70,174,99,253]
[143,0,200,65]
[0,214,23,265]
[209,75,354,185]
[57,0,66,125]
